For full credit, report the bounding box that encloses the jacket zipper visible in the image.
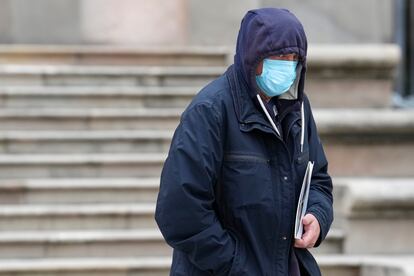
[245,118,301,275]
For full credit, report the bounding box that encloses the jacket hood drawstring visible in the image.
[300,100,305,153]
[256,94,305,153]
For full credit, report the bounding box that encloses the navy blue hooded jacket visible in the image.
[155,8,334,276]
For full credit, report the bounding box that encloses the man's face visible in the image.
[255,53,299,75]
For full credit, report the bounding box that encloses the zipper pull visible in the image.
[273,105,278,117]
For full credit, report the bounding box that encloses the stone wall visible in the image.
[0,0,395,46]
[261,0,395,44]
[0,0,82,44]
[0,0,188,45]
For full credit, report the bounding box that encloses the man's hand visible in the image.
[294,213,320,248]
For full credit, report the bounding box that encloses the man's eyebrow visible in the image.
[278,53,297,56]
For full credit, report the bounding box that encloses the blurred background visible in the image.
[0,0,413,275]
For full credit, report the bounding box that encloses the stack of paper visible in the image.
[294,161,314,239]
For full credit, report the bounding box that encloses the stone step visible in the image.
[310,228,344,255]
[0,257,172,276]
[0,178,159,205]
[0,107,412,176]
[316,254,414,276]
[0,45,231,66]
[305,44,399,108]
[331,178,348,230]
[0,176,344,231]
[0,254,412,276]
[0,106,411,133]
[0,175,346,230]
[316,108,414,177]
[338,178,414,254]
[0,177,350,207]
[0,229,171,259]
[0,176,358,231]
[0,153,166,178]
[0,203,157,231]
[0,65,223,87]
[0,130,173,154]
[0,44,400,108]
[0,201,343,253]
[0,228,342,259]
[0,108,181,130]
[0,86,196,109]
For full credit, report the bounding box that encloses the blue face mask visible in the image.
[255,59,298,97]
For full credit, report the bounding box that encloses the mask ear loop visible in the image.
[256,94,281,137]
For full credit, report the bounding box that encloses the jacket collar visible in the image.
[226,65,301,133]
[227,65,267,126]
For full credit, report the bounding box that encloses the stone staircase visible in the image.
[0,45,412,276]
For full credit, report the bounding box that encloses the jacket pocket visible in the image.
[224,153,270,164]
[221,152,273,209]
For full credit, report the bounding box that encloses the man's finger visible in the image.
[301,229,314,246]
[295,214,320,248]
[294,238,306,248]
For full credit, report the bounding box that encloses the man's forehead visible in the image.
[268,53,297,57]
[266,53,299,60]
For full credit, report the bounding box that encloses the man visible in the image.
[155,8,333,276]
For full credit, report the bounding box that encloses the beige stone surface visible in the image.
[0,0,396,45]
[306,79,393,108]
[80,0,187,45]
[344,219,414,254]
[339,179,414,254]
[323,142,414,177]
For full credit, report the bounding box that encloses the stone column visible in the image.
[0,0,12,43]
[188,0,260,46]
[80,0,188,45]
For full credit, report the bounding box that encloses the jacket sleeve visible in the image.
[303,96,334,248]
[155,102,236,275]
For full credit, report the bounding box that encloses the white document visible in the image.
[294,161,314,239]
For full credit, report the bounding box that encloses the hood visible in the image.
[233,8,308,152]
[234,8,308,102]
